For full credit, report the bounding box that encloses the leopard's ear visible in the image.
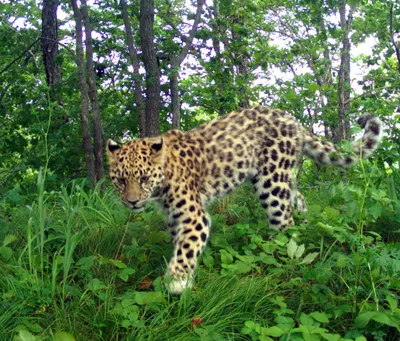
[106,139,121,157]
[149,137,165,164]
[150,138,163,152]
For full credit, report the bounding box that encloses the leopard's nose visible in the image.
[128,200,139,206]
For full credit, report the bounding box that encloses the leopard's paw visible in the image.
[166,277,193,295]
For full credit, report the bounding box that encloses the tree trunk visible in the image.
[170,0,203,129]
[71,0,96,186]
[315,10,334,139]
[336,1,354,142]
[389,3,400,73]
[211,0,225,116]
[170,61,180,129]
[231,16,250,108]
[41,0,61,99]
[81,0,104,183]
[233,51,250,108]
[120,0,145,137]
[140,0,160,137]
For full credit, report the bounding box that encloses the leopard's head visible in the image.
[106,138,166,211]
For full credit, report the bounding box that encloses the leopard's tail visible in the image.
[302,115,382,167]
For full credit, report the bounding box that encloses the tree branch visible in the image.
[177,0,204,65]
[389,3,400,73]
[0,37,40,76]
[0,37,76,77]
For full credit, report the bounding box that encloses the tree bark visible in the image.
[211,0,226,116]
[140,0,160,137]
[231,15,250,108]
[41,0,61,99]
[336,1,354,142]
[315,9,334,139]
[80,0,104,183]
[120,0,145,137]
[389,3,400,73]
[170,62,180,129]
[71,0,96,186]
[170,0,203,129]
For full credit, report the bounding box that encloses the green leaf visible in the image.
[220,250,233,265]
[232,261,253,274]
[259,336,274,341]
[336,255,350,268]
[368,203,384,219]
[236,255,255,264]
[202,252,215,268]
[0,246,13,260]
[371,311,398,327]
[310,312,330,323]
[295,244,305,259]
[244,321,256,329]
[287,239,297,259]
[148,231,168,243]
[13,330,36,341]
[117,267,135,282]
[262,326,284,337]
[387,296,398,312]
[308,83,320,92]
[76,256,96,271]
[22,322,42,333]
[108,259,127,269]
[86,278,107,292]
[300,313,314,326]
[285,89,298,100]
[355,337,367,341]
[262,243,278,254]
[354,311,376,328]
[301,252,319,265]
[240,327,252,335]
[323,207,340,221]
[3,234,17,247]
[54,332,76,341]
[321,83,329,91]
[134,291,163,305]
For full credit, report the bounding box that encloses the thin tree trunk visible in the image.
[233,50,250,108]
[120,0,145,137]
[41,0,61,98]
[170,0,203,129]
[140,0,160,137]
[170,62,180,129]
[211,0,225,116]
[389,3,400,73]
[231,15,250,108]
[71,0,96,186]
[336,1,354,142]
[81,0,104,183]
[316,11,334,139]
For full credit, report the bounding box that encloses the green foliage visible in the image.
[1,159,400,340]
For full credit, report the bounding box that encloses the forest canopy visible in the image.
[1,0,399,189]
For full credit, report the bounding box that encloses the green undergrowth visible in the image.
[1,163,400,340]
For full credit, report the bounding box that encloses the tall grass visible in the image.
[1,137,400,340]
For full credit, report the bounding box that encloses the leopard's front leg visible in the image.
[165,202,210,294]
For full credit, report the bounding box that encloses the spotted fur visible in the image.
[106,106,382,293]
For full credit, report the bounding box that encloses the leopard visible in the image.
[106,106,382,294]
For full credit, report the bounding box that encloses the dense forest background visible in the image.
[1,0,400,340]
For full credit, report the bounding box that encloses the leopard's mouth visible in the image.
[131,205,145,212]
[121,199,146,211]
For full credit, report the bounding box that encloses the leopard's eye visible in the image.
[140,175,149,184]
[117,178,126,185]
